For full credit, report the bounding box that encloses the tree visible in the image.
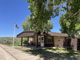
[59,13,80,34]
[43,20,53,32]
[22,16,53,32]
[22,16,31,31]
[59,0,80,34]
[27,0,62,32]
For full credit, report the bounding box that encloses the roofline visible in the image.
[17,31,36,37]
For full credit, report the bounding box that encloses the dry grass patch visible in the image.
[15,46,80,60]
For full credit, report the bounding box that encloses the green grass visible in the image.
[15,46,80,60]
[0,39,21,46]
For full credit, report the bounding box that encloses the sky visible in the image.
[0,0,62,37]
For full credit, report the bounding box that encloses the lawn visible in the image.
[15,46,80,60]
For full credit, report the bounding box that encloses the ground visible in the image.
[0,44,39,60]
[0,44,80,60]
[15,46,80,60]
[0,45,16,60]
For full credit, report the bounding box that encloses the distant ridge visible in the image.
[0,37,20,40]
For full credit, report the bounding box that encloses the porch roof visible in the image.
[17,31,36,38]
[48,32,68,37]
[17,31,68,38]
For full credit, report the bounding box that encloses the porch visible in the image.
[17,31,54,47]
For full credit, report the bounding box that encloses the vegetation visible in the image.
[25,0,80,34]
[0,37,30,46]
[26,0,63,32]
[59,13,80,34]
[59,0,80,34]
[15,46,80,60]
[0,37,20,40]
[43,20,53,32]
[0,37,21,45]
[22,17,53,32]
[22,16,31,31]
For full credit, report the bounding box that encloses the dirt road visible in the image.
[0,44,39,60]
[0,45,16,60]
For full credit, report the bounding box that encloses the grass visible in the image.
[15,46,80,60]
[0,39,21,46]
[0,37,29,46]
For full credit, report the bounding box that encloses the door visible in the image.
[38,36,44,47]
[63,38,72,49]
[44,35,54,47]
[77,39,80,50]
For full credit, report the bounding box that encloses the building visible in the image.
[17,31,79,50]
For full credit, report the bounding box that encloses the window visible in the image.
[48,36,53,43]
[41,37,44,40]
[45,36,53,44]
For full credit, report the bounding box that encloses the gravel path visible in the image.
[0,45,16,60]
[0,44,40,60]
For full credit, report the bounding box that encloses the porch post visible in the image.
[37,34,38,47]
[28,36,29,45]
[21,37,23,46]
[52,36,54,46]
[28,36,29,41]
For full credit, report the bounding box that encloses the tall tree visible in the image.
[27,0,62,32]
[59,13,80,34]
[59,0,80,34]
[22,16,31,31]
[22,17,53,32]
[43,20,53,32]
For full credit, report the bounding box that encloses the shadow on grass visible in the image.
[24,48,79,60]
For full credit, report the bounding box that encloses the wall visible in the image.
[34,35,38,46]
[71,38,77,51]
[53,36,65,48]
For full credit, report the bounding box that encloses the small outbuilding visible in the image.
[17,31,79,50]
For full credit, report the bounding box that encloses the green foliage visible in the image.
[43,20,53,32]
[0,37,21,45]
[22,17,53,32]
[59,0,80,34]
[25,0,80,34]
[22,16,31,31]
[70,0,80,13]
[27,0,61,32]
[59,13,80,34]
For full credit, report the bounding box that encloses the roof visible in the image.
[48,32,68,37]
[17,31,68,38]
[17,31,36,38]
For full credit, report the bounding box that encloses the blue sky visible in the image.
[0,0,62,37]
